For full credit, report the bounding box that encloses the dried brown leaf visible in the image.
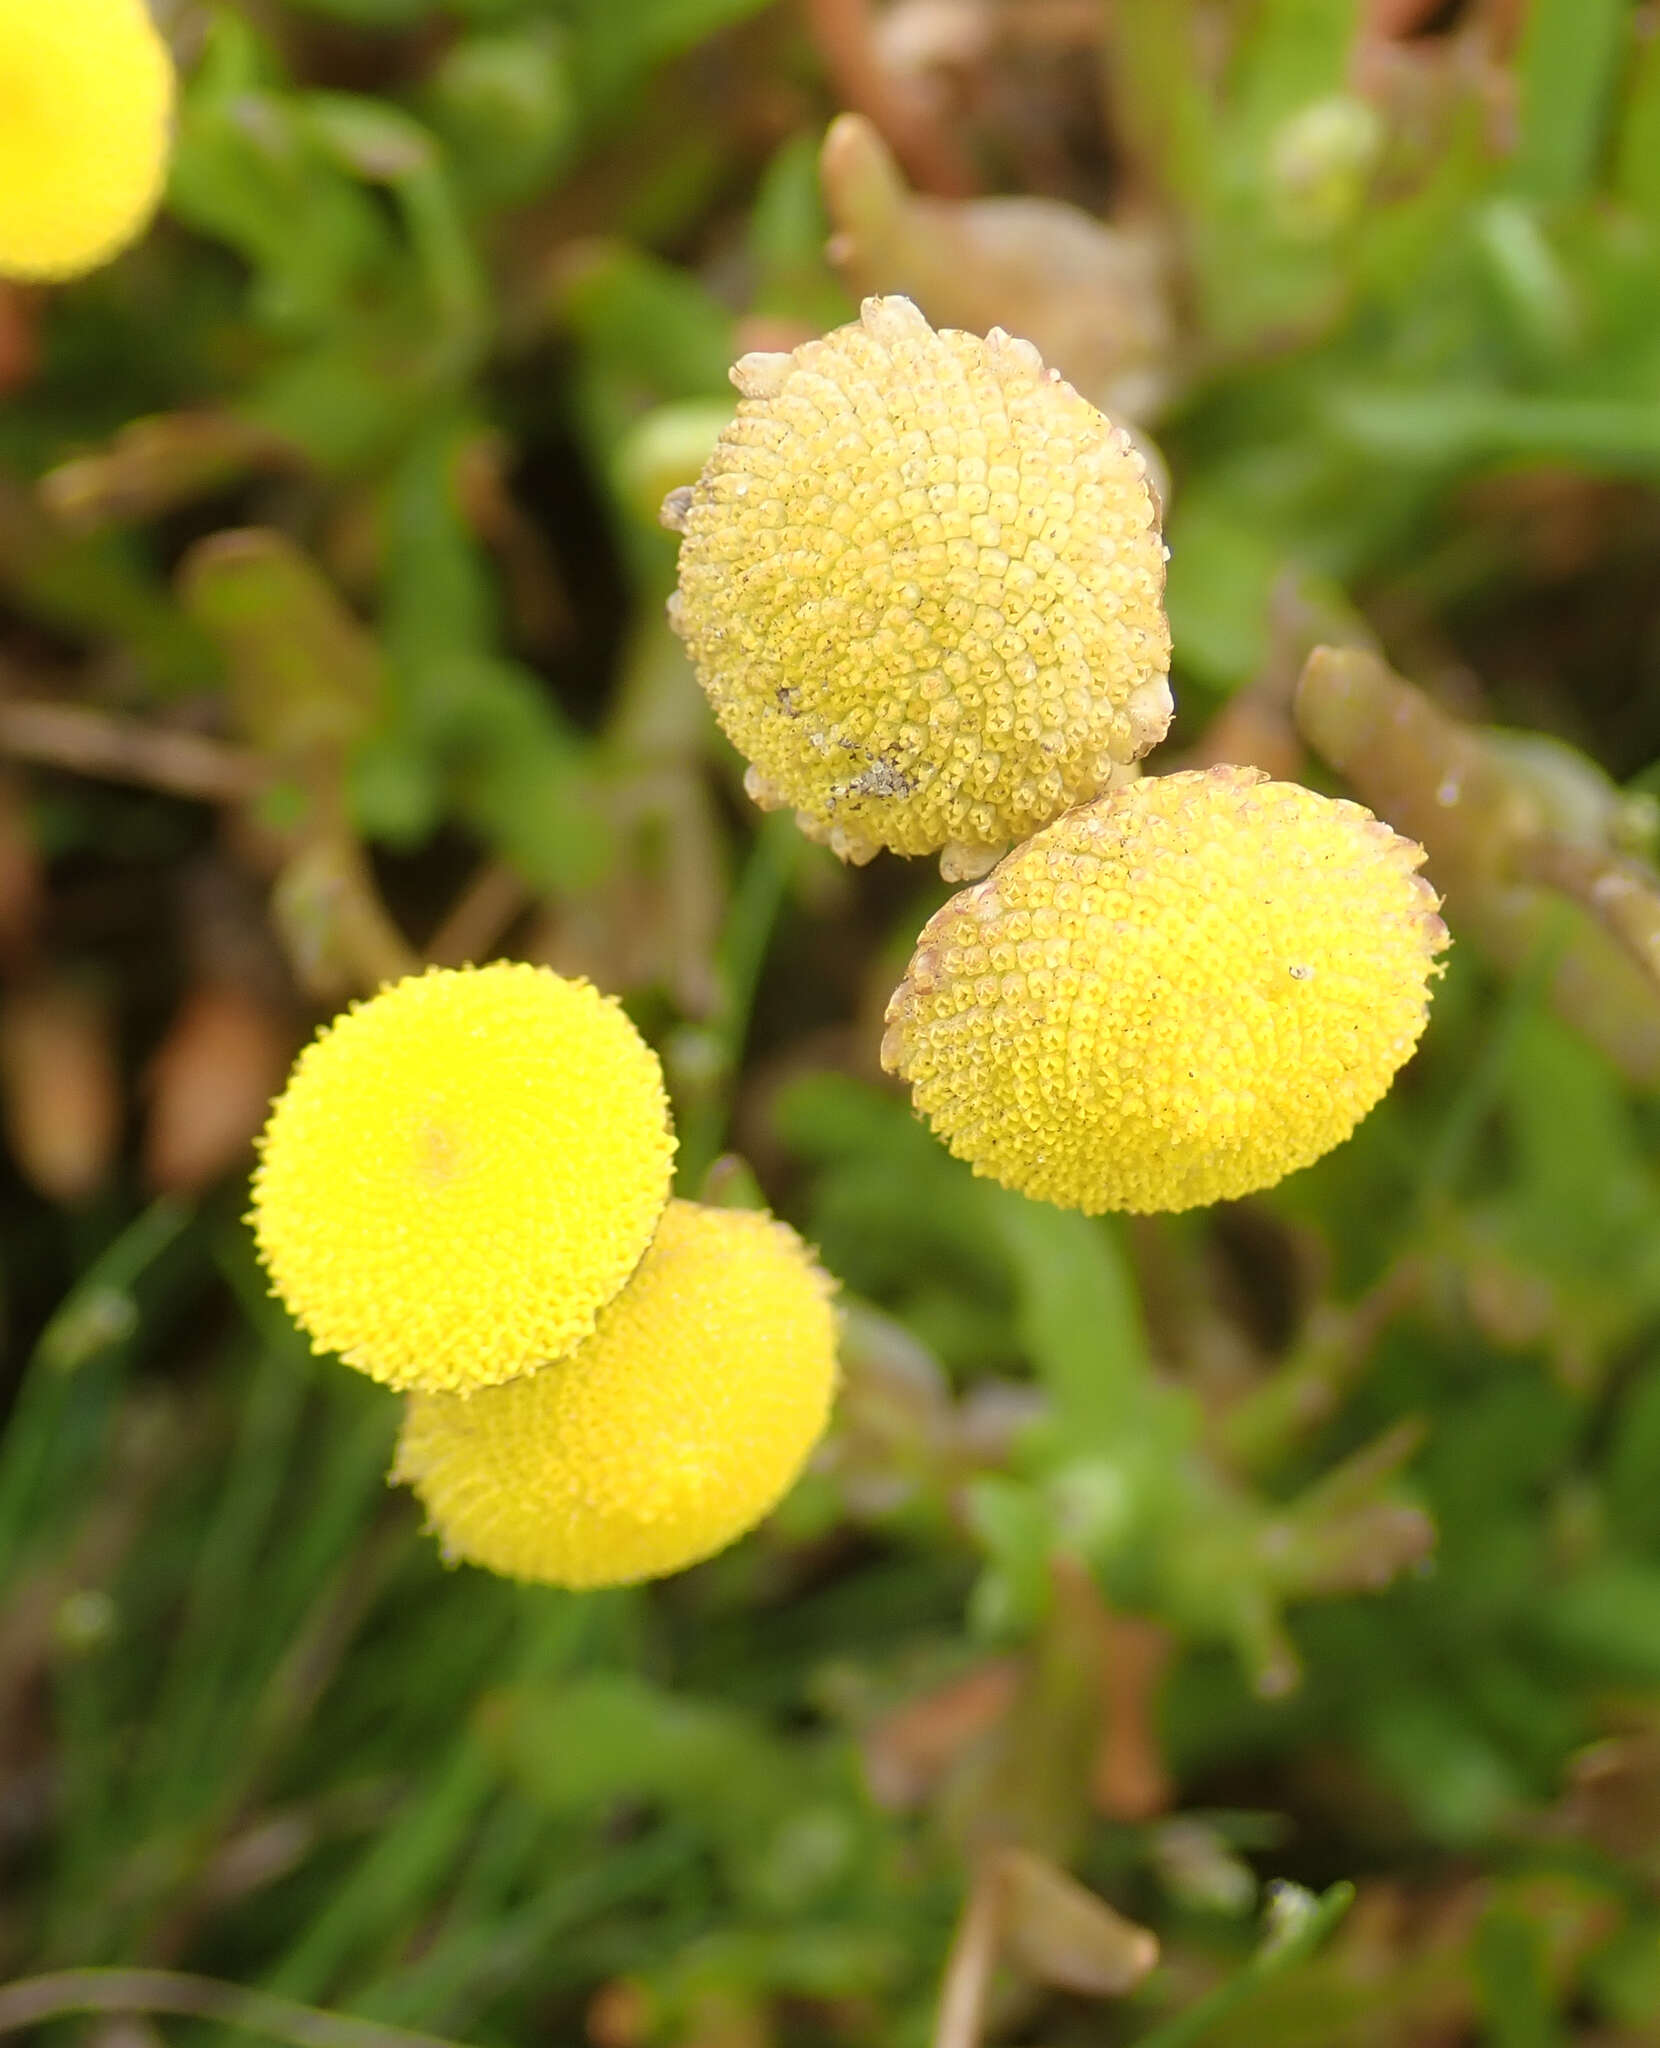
[142,980,293,1195]
[0,975,121,1205]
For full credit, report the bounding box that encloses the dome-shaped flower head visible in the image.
[0,0,175,281]
[251,963,675,1392]
[664,295,1172,879]
[393,1200,838,1587]
[882,766,1447,1213]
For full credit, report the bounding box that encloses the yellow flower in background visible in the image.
[394,1200,838,1588]
[251,963,675,1393]
[665,295,1171,879]
[0,0,175,281]
[882,766,1448,1214]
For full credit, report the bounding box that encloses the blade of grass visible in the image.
[136,1334,313,1833]
[0,1199,193,1585]
[0,1971,473,2048]
[1414,917,1567,1216]
[261,1738,498,2004]
[676,809,802,1186]
[1512,0,1629,204]
[1133,1882,1355,2048]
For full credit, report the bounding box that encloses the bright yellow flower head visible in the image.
[0,0,175,281]
[394,1200,839,1588]
[882,766,1447,1213]
[251,963,675,1393]
[665,295,1172,879]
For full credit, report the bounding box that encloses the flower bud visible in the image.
[882,766,1447,1213]
[394,1200,838,1587]
[666,296,1171,878]
[0,0,175,281]
[251,963,675,1392]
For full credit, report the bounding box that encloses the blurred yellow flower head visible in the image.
[883,766,1448,1213]
[251,963,675,1393]
[666,295,1172,878]
[0,0,175,281]
[394,1200,838,1587]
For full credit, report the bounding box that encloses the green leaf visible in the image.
[1476,1908,1561,2048]
[1534,1561,1660,1684]
[987,1197,1152,1446]
[568,0,781,109]
[1512,0,1630,204]
[485,1672,791,1828]
[180,529,384,761]
[1134,1882,1355,2048]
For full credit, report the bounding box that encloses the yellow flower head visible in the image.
[251,963,675,1393]
[393,1199,839,1588]
[664,295,1172,879]
[0,0,175,281]
[882,766,1447,1213]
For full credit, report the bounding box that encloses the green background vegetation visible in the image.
[7,1,1660,2042]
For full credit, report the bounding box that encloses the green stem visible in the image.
[676,810,801,1185]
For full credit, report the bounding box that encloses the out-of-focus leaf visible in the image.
[483,1672,796,1847]
[986,1197,1152,1446]
[1614,19,1660,220]
[1475,1907,1560,2048]
[751,131,850,334]
[1225,0,1364,162]
[996,1845,1159,1996]
[169,31,394,333]
[424,21,577,209]
[1477,1011,1660,1365]
[41,413,304,532]
[0,476,219,690]
[302,95,484,343]
[429,652,611,892]
[1512,0,1629,204]
[142,981,293,1196]
[1534,1562,1660,1685]
[611,399,730,529]
[380,424,610,889]
[181,530,384,763]
[1607,1361,1660,1555]
[0,976,121,1206]
[281,0,438,21]
[1104,0,1218,216]
[820,114,1177,419]
[558,242,736,401]
[566,0,781,111]
[1133,1881,1355,2048]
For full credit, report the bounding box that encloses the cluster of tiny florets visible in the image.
[0,0,175,281]
[244,288,1448,1600]
[250,962,839,1586]
[663,300,1447,1209]
[666,295,1171,877]
[881,767,1448,1213]
[251,963,675,1392]
[394,1200,839,1588]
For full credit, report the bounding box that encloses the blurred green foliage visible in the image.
[10,2,1660,2045]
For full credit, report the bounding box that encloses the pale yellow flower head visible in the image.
[0,0,175,281]
[251,963,675,1393]
[665,296,1172,879]
[394,1200,839,1588]
[882,766,1447,1213]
